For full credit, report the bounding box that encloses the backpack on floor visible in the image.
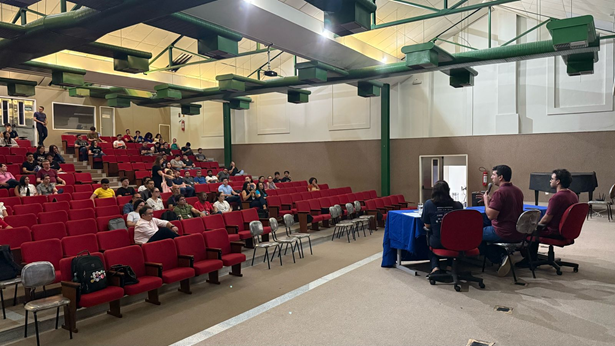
[108,217,127,230]
[257,209,269,219]
[71,250,107,296]
[0,245,21,281]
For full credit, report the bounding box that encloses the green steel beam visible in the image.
[444,0,448,8]
[146,47,272,74]
[61,0,67,13]
[394,0,438,12]
[223,102,232,167]
[25,8,46,17]
[601,35,615,40]
[434,38,477,50]
[488,7,492,48]
[149,35,184,66]
[381,83,390,197]
[11,10,21,24]
[372,0,520,30]
[20,8,26,25]
[502,19,551,46]
[449,0,469,10]
[71,4,82,11]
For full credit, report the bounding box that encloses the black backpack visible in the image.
[71,251,107,296]
[161,210,179,221]
[109,264,139,286]
[0,245,21,281]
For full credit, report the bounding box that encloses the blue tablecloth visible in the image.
[381,205,548,267]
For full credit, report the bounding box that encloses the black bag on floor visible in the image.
[257,209,269,219]
[0,245,21,281]
[110,264,139,286]
[160,210,179,221]
[71,250,107,295]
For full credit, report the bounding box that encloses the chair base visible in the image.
[429,260,485,292]
[532,245,578,275]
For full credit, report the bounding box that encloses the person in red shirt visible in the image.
[518,169,578,267]
[122,129,133,143]
[482,165,524,276]
[193,192,215,216]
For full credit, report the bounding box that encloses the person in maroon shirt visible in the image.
[518,169,578,267]
[482,165,524,276]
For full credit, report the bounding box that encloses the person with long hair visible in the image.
[151,156,165,191]
[33,145,46,165]
[255,181,268,206]
[421,180,463,276]
[144,132,154,143]
[48,145,65,164]
[0,131,17,147]
[154,133,163,143]
[241,181,266,210]
[308,177,320,191]
[15,175,37,197]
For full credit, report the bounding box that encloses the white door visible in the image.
[100,107,115,137]
[159,124,170,143]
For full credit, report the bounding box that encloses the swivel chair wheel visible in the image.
[573,268,579,273]
[454,285,461,292]
[556,270,562,276]
[429,279,436,285]
[479,282,485,289]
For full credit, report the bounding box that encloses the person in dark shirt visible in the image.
[4,124,18,139]
[116,177,136,196]
[422,180,463,275]
[167,185,183,208]
[33,106,47,146]
[281,170,291,182]
[75,135,89,161]
[88,140,105,158]
[181,142,194,156]
[22,152,39,175]
[45,154,62,171]
[182,154,195,169]
[273,171,281,183]
[33,145,47,165]
[133,130,144,143]
[481,165,524,276]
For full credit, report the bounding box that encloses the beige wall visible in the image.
[0,85,171,149]
[233,131,615,205]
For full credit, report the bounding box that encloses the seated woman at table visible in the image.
[421,180,463,276]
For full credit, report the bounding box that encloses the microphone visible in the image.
[486,183,493,194]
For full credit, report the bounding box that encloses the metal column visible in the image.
[223,102,232,167]
[381,83,391,196]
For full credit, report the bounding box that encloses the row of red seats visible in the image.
[268,184,330,195]
[0,146,34,157]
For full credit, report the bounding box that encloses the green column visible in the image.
[381,83,390,196]
[223,102,232,167]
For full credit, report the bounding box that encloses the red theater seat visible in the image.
[5,213,37,229]
[38,210,69,224]
[0,226,31,251]
[142,239,195,294]
[31,222,67,241]
[21,239,62,283]
[13,203,43,216]
[95,198,118,207]
[67,219,98,236]
[97,215,123,232]
[69,208,96,221]
[104,246,163,303]
[223,211,253,245]
[71,192,92,201]
[203,214,240,242]
[202,229,245,277]
[96,206,121,218]
[43,201,70,213]
[61,234,99,257]
[181,217,205,235]
[175,234,223,281]
[73,184,93,193]
[97,229,130,251]
[21,195,47,205]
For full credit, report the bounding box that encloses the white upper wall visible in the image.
[172,10,615,149]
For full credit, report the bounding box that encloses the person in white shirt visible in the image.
[127,200,145,227]
[138,177,151,192]
[133,206,179,244]
[146,188,165,211]
[205,169,218,183]
[213,194,231,214]
[15,176,37,197]
[113,134,127,149]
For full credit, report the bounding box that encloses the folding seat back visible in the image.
[132,162,146,171]
[13,203,43,216]
[348,193,358,201]
[31,222,67,241]
[368,190,377,199]
[320,189,332,197]
[117,195,133,207]
[186,197,198,206]
[97,229,131,251]
[71,192,92,201]
[308,199,322,213]
[142,239,179,271]
[104,245,146,277]
[291,182,301,187]
[0,147,9,156]
[5,213,37,228]
[268,196,282,208]
[135,171,151,181]
[374,198,386,209]
[0,226,31,250]
[61,234,100,257]
[5,156,22,164]
[60,164,76,173]
[194,184,208,193]
[48,193,71,202]
[62,173,76,185]
[153,210,165,219]
[21,239,62,269]
[102,155,117,164]
[290,193,302,205]
[291,187,303,193]
[203,214,226,231]
[365,199,377,212]
[21,195,47,205]
[96,205,121,218]
[268,189,278,196]
[38,210,69,224]
[127,149,139,156]
[342,187,352,194]
[74,173,93,184]
[70,199,95,210]
[69,208,96,221]
[0,196,21,208]
[43,201,70,213]
[223,211,246,231]
[97,215,122,232]
[279,194,293,207]
[202,228,231,255]
[6,165,19,176]
[117,155,130,163]
[318,198,331,209]
[73,184,93,193]
[383,196,394,207]
[241,208,261,223]
[174,233,207,262]
[295,200,311,213]
[170,220,184,236]
[182,217,205,235]
[0,189,8,197]
[320,183,329,190]
[10,147,28,156]
[310,191,321,199]
[66,219,98,236]
[95,198,118,208]
[117,163,132,172]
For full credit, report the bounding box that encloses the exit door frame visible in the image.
[100,106,115,137]
[419,154,469,205]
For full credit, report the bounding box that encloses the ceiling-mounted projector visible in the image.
[264,70,278,77]
[263,44,278,77]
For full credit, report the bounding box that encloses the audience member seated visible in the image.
[193,170,207,184]
[37,174,58,195]
[422,180,463,276]
[49,145,65,164]
[241,181,266,210]
[116,177,136,196]
[88,140,105,159]
[182,155,195,169]
[181,142,194,156]
[166,186,183,209]
[0,217,12,229]
[170,138,179,150]
[144,132,154,143]
[134,206,179,244]
[228,161,244,176]
[217,168,230,182]
[308,177,320,191]
[140,143,154,156]
[213,194,231,214]
[22,152,39,175]
[75,135,89,161]
[174,196,201,220]
[140,179,156,201]
[281,170,291,182]
[0,203,6,218]
[256,182,268,208]
[266,175,277,190]
[91,178,115,200]
[163,168,175,193]
[127,200,145,227]
[205,170,218,183]
[45,153,63,171]
[518,169,579,267]
[195,148,206,162]
[133,130,144,143]
[273,171,281,183]
[122,129,133,143]
[113,134,127,149]
[33,145,47,165]
[0,131,18,147]
[481,165,524,276]
[170,154,186,170]
[194,192,215,216]
[219,178,240,205]
[87,126,106,143]
[257,176,265,185]
[183,171,195,187]
[15,176,37,197]
[138,177,151,193]
[123,193,142,214]
[36,160,66,185]
[161,142,172,156]
[172,170,195,197]
[147,188,165,211]
[0,164,18,189]
[4,124,18,139]
[154,133,163,143]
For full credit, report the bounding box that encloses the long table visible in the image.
[381,205,548,275]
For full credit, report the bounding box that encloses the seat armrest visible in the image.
[107,270,125,287]
[144,262,163,277]
[281,203,292,210]
[225,225,238,234]
[178,254,194,268]
[230,241,244,253]
[206,248,222,260]
[243,221,250,229]
[61,281,79,302]
[259,218,270,226]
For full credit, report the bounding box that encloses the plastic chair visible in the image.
[269,217,299,261]
[248,221,280,269]
[283,214,313,255]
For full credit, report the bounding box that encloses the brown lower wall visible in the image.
[234,131,615,205]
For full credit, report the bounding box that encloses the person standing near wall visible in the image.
[33,106,48,146]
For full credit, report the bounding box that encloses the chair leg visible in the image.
[251,247,257,266]
[179,279,192,294]
[284,243,289,255]
[13,283,18,306]
[146,289,161,305]
[481,255,487,273]
[298,239,305,258]
[308,237,313,255]
[230,263,243,277]
[207,271,220,284]
[34,312,40,346]
[278,245,283,266]
[265,248,271,269]
[24,310,28,338]
[107,300,122,318]
[451,260,460,292]
[1,288,5,320]
[290,243,296,263]
[56,307,60,329]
